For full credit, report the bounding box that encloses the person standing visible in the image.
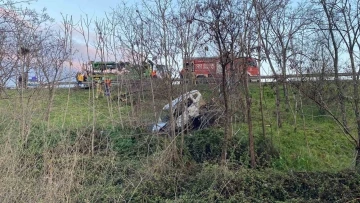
[151,70,157,78]
[83,71,88,82]
[76,72,84,87]
[104,78,111,96]
[18,75,23,88]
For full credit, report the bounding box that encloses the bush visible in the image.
[109,126,166,157]
[184,129,279,168]
[185,129,223,163]
[125,163,360,202]
[176,165,360,202]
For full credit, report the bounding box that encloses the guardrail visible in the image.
[18,72,356,89]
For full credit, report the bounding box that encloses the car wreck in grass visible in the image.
[152,90,220,133]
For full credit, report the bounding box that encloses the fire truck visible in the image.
[179,57,260,79]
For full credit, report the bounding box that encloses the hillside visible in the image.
[0,80,359,202]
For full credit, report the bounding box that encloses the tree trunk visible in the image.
[282,50,290,112]
[350,49,360,170]
[356,147,360,173]
[221,65,230,165]
[45,87,55,127]
[244,74,256,168]
[321,1,348,132]
[275,82,282,128]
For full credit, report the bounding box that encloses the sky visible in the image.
[0,0,122,86]
[25,0,119,23]
[21,0,273,76]
[18,0,271,77]
[21,0,127,71]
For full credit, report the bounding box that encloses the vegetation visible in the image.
[0,82,358,202]
[2,0,360,202]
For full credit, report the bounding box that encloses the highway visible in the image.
[16,72,356,89]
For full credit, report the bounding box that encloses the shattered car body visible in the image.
[152,90,204,133]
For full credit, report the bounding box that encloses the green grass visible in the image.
[0,88,133,128]
[0,81,358,202]
[0,84,355,172]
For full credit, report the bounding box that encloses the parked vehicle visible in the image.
[180,57,260,79]
[87,61,126,82]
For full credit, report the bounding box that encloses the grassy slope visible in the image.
[0,81,357,202]
[251,83,354,171]
[0,84,354,171]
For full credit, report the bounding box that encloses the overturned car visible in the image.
[152,90,220,133]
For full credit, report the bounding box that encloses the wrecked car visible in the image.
[152,90,220,133]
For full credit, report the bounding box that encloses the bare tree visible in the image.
[170,0,204,156]
[285,0,360,171]
[36,16,73,125]
[193,0,257,167]
[299,0,360,171]
[258,0,311,128]
[317,0,349,134]
[143,0,181,164]
[0,0,40,92]
[2,4,54,143]
[330,0,360,170]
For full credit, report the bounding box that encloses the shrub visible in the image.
[184,129,279,168]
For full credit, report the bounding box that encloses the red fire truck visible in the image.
[180,57,260,79]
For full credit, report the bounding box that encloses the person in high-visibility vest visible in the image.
[76,72,84,86]
[151,70,157,78]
